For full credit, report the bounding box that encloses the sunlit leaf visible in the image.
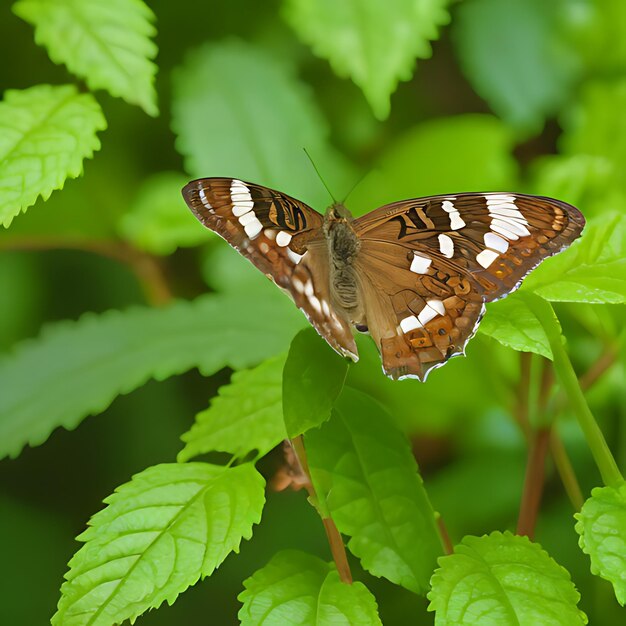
[306,387,443,594]
[575,482,626,605]
[349,115,518,215]
[284,0,451,120]
[172,39,354,210]
[480,296,553,359]
[118,171,212,255]
[428,531,587,625]
[522,213,626,303]
[13,0,158,115]
[0,293,304,460]
[283,328,348,438]
[238,550,382,626]
[53,462,265,626]
[179,353,287,462]
[0,84,105,227]
[452,0,580,132]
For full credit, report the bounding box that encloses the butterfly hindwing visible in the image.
[182,178,357,360]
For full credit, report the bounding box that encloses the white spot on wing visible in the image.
[199,188,211,208]
[418,305,438,326]
[484,232,509,253]
[427,299,445,316]
[410,253,432,274]
[304,281,314,297]
[230,180,254,216]
[400,315,422,333]
[244,218,262,239]
[438,234,454,258]
[276,231,292,247]
[238,211,258,227]
[287,249,303,264]
[264,229,276,240]
[486,195,531,238]
[442,200,466,230]
[309,295,323,313]
[476,248,500,268]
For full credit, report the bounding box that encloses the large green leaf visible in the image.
[575,482,626,605]
[428,531,587,625]
[0,293,304,460]
[284,0,451,120]
[13,0,158,115]
[172,39,354,210]
[53,462,265,626]
[306,387,443,594]
[522,213,626,303]
[283,328,348,438]
[117,171,212,255]
[452,0,580,132]
[179,353,287,462]
[0,84,105,227]
[238,550,382,625]
[349,115,518,216]
[479,296,553,359]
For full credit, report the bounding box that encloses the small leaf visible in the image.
[53,462,265,626]
[172,39,354,209]
[349,115,518,215]
[13,0,158,115]
[428,531,587,625]
[452,0,580,133]
[479,296,553,359]
[575,482,626,605]
[282,328,348,438]
[0,293,304,460]
[306,387,443,594]
[284,0,451,120]
[118,171,212,255]
[0,84,106,227]
[179,353,287,462]
[238,550,382,626]
[522,213,626,303]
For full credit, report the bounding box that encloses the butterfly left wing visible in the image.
[353,193,585,380]
[182,177,357,360]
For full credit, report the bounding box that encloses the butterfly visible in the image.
[182,178,585,381]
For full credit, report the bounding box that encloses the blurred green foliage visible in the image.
[0,0,625,624]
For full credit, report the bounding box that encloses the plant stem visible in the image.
[550,429,585,510]
[524,293,623,487]
[517,427,551,538]
[290,436,353,584]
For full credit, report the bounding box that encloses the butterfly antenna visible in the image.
[303,148,336,203]
[341,169,369,204]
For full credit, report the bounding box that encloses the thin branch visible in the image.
[436,515,453,555]
[289,436,353,584]
[517,427,551,539]
[549,430,585,511]
[0,236,173,306]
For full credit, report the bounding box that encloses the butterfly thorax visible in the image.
[323,203,363,319]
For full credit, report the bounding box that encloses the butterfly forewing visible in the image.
[182,178,357,360]
[353,192,584,379]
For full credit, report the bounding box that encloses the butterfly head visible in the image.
[326,202,353,223]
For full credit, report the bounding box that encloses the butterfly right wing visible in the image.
[182,178,357,360]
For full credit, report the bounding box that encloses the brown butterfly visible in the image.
[182,178,584,381]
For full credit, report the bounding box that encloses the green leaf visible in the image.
[0,293,304,460]
[452,0,580,133]
[282,328,348,438]
[0,84,105,227]
[479,296,553,359]
[238,550,382,626]
[575,482,626,605]
[179,353,287,463]
[172,39,354,210]
[118,171,212,255]
[284,0,451,120]
[13,0,158,116]
[428,531,587,625]
[306,387,443,594]
[349,115,518,215]
[53,462,265,626]
[522,213,626,303]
